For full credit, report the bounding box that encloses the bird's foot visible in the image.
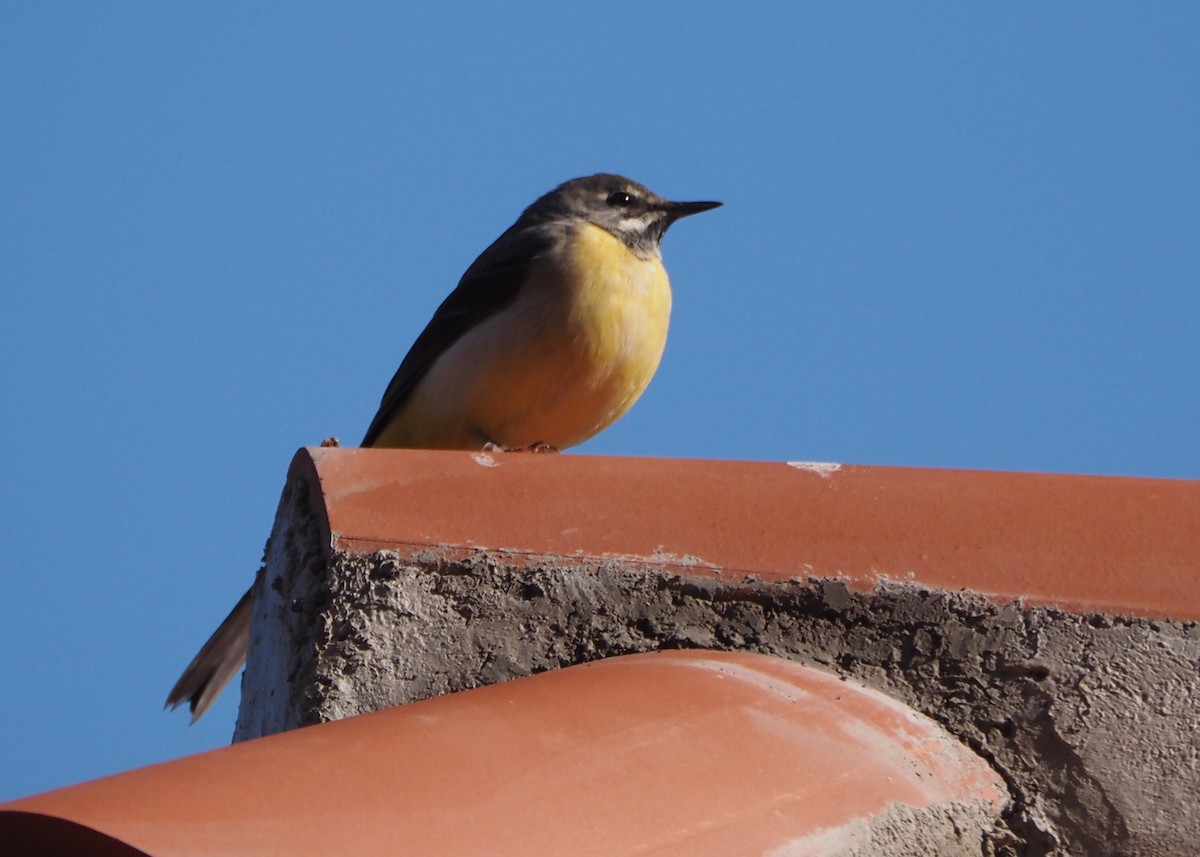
[481,441,560,454]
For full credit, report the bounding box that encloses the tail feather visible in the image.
[165,588,253,723]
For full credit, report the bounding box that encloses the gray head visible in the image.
[518,174,722,257]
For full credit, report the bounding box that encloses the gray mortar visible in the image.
[235,488,1200,856]
[770,800,1006,856]
[235,472,331,738]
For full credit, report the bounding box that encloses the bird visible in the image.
[165,173,722,721]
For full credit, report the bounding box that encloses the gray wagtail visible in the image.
[166,174,721,720]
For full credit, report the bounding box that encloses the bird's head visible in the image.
[521,174,721,257]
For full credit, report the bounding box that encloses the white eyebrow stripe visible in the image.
[617,213,654,231]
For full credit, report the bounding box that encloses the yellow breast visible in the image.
[385,222,672,450]
[557,221,673,412]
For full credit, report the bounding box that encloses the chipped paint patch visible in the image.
[470,452,499,468]
[650,549,710,568]
[765,820,869,857]
[787,461,842,478]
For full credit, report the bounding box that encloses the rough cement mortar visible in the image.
[767,800,1004,857]
[235,492,1200,856]
[234,473,330,740]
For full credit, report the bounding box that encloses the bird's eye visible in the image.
[606,191,634,208]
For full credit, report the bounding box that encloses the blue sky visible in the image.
[2,4,1197,801]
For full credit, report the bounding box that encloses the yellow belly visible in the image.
[375,223,672,450]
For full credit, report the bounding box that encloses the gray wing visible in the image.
[360,225,554,448]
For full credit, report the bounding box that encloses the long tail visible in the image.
[164,587,252,723]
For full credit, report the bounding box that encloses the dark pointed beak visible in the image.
[664,199,723,222]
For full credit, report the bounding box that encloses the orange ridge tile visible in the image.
[295,447,1200,621]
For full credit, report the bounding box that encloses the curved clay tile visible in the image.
[1,650,1003,856]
